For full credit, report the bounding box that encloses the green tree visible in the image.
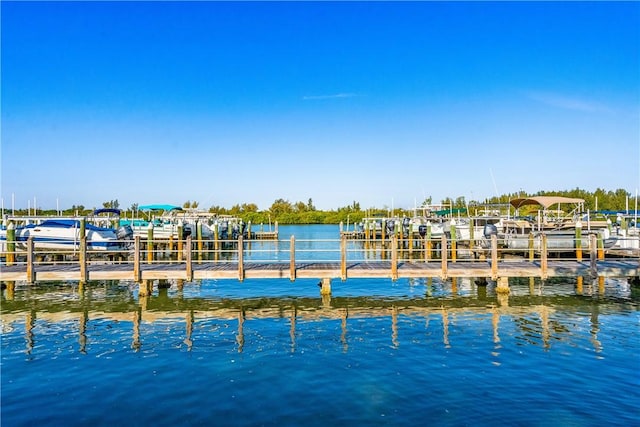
[102,199,119,209]
[269,199,293,216]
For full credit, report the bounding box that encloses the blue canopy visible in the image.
[93,208,121,216]
[138,204,183,212]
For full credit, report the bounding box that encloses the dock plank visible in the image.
[1,258,638,283]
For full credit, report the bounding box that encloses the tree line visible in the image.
[6,188,636,225]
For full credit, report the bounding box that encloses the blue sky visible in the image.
[2,1,639,212]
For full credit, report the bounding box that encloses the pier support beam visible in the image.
[6,221,15,265]
[139,280,152,296]
[496,277,510,294]
[4,281,15,300]
[320,278,331,295]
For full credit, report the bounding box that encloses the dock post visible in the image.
[391,236,398,281]
[365,219,371,242]
[491,234,498,280]
[289,235,296,281]
[79,237,87,283]
[186,236,193,281]
[440,234,448,280]
[147,222,154,264]
[6,221,15,266]
[576,276,583,294]
[177,221,183,261]
[450,219,457,263]
[381,220,386,243]
[238,235,244,281]
[575,220,582,261]
[394,220,400,241]
[213,221,219,253]
[320,277,331,295]
[409,225,414,252]
[597,233,604,260]
[590,233,598,278]
[425,221,432,262]
[528,232,534,261]
[4,281,15,300]
[340,234,347,281]
[196,220,203,264]
[26,237,35,283]
[139,280,152,297]
[247,220,252,240]
[496,277,510,294]
[541,233,548,280]
[80,218,86,241]
[133,236,141,283]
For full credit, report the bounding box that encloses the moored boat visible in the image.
[1,217,132,252]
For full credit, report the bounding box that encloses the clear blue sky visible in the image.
[2,1,639,211]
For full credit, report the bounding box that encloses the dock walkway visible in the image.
[1,259,638,283]
[1,234,638,284]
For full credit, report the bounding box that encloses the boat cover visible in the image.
[509,196,585,210]
[138,204,184,211]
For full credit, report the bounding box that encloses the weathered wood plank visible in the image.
[1,259,638,283]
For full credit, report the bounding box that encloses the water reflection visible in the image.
[2,277,637,357]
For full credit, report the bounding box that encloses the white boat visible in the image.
[1,218,132,252]
[480,196,614,253]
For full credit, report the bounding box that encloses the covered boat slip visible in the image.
[507,196,609,229]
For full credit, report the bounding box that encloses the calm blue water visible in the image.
[2,225,639,426]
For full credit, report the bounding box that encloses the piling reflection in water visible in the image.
[1,277,637,357]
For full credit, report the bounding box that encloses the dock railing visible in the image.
[2,231,639,285]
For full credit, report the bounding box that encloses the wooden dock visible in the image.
[1,235,638,287]
[2,259,638,283]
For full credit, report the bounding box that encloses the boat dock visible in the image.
[1,234,638,295]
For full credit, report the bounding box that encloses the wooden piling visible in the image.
[133,236,141,283]
[139,280,152,296]
[79,237,87,283]
[496,277,510,294]
[575,221,582,261]
[289,235,296,281]
[528,233,535,261]
[186,236,193,281]
[80,218,86,240]
[26,237,35,283]
[238,235,244,281]
[196,221,203,263]
[147,222,154,264]
[177,227,183,262]
[391,236,398,281]
[597,234,604,260]
[541,233,548,280]
[213,222,219,252]
[6,221,15,265]
[340,235,347,281]
[576,276,583,294]
[425,222,432,262]
[320,277,331,295]
[491,234,498,280]
[4,281,15,300]
[590,233,598,278]
[450,219,457,263]
[441,234,448,280]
